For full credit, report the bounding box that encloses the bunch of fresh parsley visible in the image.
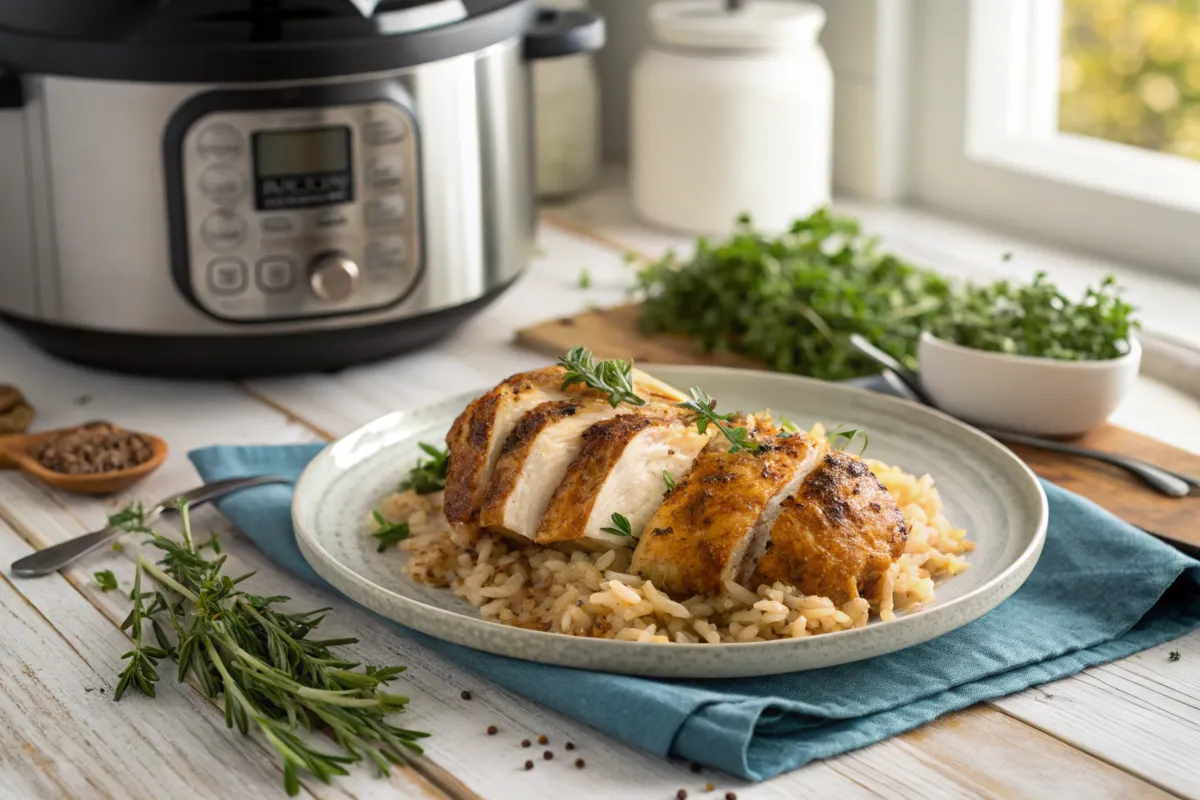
[635,210,952,380]
[634,210,1137,377]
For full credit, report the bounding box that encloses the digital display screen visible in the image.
[252,126,353,210]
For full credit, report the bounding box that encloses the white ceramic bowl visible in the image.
[917,332,1141,437]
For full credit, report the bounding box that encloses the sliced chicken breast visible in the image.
[478,399,633,540]
[538,414,712,550]
[752,452,908,604]
[630,432,828,596]
[443,366,685,526]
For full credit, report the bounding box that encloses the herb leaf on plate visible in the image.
[600,512,634,538]
[557,346,647,408]
[400,442,450,494]
[372,512,412,552]
[676,387,760,453]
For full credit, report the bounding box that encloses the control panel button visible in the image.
[199,165,244,204]
[200,210,248,250]
[260,215,295,235]
[364,116,409,146]
[367,157,404,187]
[207,258,247,295]
[315,210,349,229]
[256,257,296,294]
[366,236,409,271]
[197,123,244,160]
[366,194,406,228]
[308,252,360,302]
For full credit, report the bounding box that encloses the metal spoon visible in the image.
[10,475,292,577]
[848,334,1197,499]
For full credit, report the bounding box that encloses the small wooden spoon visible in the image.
[0,422,168,495]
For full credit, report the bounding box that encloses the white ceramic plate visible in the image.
[293,365,1047,679]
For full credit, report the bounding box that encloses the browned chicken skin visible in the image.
[753,452,908,604]
[630,432,827,596]
[538,412,710,549]
[443,366,685,526]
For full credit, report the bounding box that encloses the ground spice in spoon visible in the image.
[31,424,153,475]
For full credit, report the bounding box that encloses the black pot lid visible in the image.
[0,0,532,81]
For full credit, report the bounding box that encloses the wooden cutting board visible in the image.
[517,303,1200,553]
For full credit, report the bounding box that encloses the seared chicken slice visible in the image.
[443,366,685,525]
[538,414,712,550]
[479,399,632,540]
[630,432,828,596]
[753,452,907,604]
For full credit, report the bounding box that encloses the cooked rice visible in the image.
[374,425,974,643]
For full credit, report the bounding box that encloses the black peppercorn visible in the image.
[460,690,472,700]
[524,760,534,770]
[487,725,498,735]
[574,758,585,769]
[543,750,554,760]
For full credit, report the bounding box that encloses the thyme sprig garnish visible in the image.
[556,348,760,452]
[677,387,761,453]
[113,501,427,795]
[662,471,676,492]
[558,346,647,408]
[600,512,634,538]
[400,443,450,494]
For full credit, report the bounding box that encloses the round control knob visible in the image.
[308,253,360,302]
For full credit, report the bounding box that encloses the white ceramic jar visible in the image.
[630,0,832,234]
[533,0,602,199]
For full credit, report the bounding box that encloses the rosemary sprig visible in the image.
[557,346,647,408]
[600,512,634,538]
[676,387,761,453]
[115,564,167,699]
[113,502,428,795]
[399,442,450,494]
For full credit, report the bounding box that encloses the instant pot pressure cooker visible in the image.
[0,0,603,376]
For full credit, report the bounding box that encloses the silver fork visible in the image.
[10,475,291,577]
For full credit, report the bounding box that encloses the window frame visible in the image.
[964,0,1200,214]
[904,0,1200,280]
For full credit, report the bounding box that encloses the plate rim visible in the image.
[292,365,1049,672]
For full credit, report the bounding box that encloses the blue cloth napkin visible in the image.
[188,444,1200,781]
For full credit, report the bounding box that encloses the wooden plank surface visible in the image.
[249,223,1200,798]
[517,301,1200,551]
[1,216,1198,799]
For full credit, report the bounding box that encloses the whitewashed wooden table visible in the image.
[2,187,1199,800]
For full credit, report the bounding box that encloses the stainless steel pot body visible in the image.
[0,38,534,337]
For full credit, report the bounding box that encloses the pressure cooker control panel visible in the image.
[169,90,422,323]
